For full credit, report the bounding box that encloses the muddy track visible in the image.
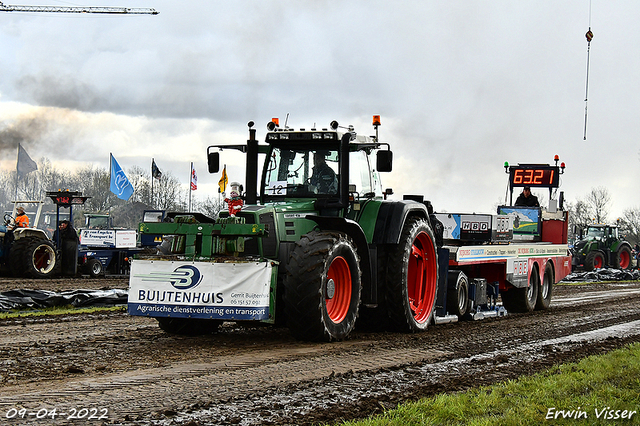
[0,280,639,425]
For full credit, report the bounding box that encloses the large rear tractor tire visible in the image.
[157,318,220,336]
[447,270,470,318]
[9,237,58,278]
[502,264,539,313]
[386,217,438,332]
[584,251,605,271]
[284,231,361,342]
[615,246,632,270]
[535,262,554,310]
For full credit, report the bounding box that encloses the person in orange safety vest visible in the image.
[14,206,30,228]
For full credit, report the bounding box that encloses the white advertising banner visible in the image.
[80,229,115,247]
[115,230,137,248]
[80,229,137,248]
[128,260,272,321]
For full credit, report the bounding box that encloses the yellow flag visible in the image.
[218,166,228,192]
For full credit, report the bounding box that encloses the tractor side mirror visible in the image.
[376,150,393,172]
[208,152,220,173]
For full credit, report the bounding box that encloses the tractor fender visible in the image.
[305,215,373,302]
[13,227,51,241]
[371,200,430,245]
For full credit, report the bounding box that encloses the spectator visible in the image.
[53,220,79,276]
[515,186,540,207]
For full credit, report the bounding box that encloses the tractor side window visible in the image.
[349,151,372,196]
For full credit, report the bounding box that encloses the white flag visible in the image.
[17,143,37,177]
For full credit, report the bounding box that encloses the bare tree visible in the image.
[1,156,194,221]
[585,186,610,224]
[127,165,152,206]
[197,195,225,219]
[619,207,640,245]
[155,171,185,212]
[75,165,122,213]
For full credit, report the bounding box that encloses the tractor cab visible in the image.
[208,117,393,215]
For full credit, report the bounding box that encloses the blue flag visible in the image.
[110,154,134,200]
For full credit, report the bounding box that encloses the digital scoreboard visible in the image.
[508,165,560,188]
[46,190,89,207]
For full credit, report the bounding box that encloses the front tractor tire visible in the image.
[284,231,362,342]
[585,251,605,271]
[386,217,439,332]
[9,237,57,278]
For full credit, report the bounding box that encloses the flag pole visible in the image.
[14,145,19,203]
[151,158,155,209]
[188,162,193,212]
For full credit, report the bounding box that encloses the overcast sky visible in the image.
[0,1,638,219]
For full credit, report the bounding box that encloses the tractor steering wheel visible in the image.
[3,213,14,227]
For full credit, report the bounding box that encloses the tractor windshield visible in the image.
[585,226,605,240]
[263,146,339,198]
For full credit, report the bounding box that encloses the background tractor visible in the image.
[0,202,58,278]
[571,224,633,271]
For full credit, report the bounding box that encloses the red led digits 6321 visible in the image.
[509,166,559,188]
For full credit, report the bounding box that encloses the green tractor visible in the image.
[571,224,633,271]
[129,117,443,341]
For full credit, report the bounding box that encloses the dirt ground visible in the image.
[0,277,639,425]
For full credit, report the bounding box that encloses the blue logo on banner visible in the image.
[170,265,203,290]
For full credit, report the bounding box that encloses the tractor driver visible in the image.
[310,150,338,194]
[14,206,29,228]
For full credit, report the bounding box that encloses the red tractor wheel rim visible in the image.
[620,251,630,269]
[594,255,604,269]
[325,256,352,324]
[33,245,54,273]
[407,231,437,324]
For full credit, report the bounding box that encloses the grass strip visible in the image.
[339,342,640,425]
[0,305,126,319]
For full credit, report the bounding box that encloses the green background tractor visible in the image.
[571,224,633,271]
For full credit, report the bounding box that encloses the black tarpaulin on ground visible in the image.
[0,289,128,311]
[561,268,640,282]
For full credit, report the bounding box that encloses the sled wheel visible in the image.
[616,246,632,270]
[535,262,554,310]
[502,264,539,313]
[284,231,361,342]
[585,251,605,271]
[447,270,470,318]
[386,217,438,332]
[9,237,57,278]
[86,258,104,278]
[157,318,219,336]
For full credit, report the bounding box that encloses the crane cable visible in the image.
[583,0,593,141]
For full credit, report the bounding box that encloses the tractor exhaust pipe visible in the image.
[245,125,258,205]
